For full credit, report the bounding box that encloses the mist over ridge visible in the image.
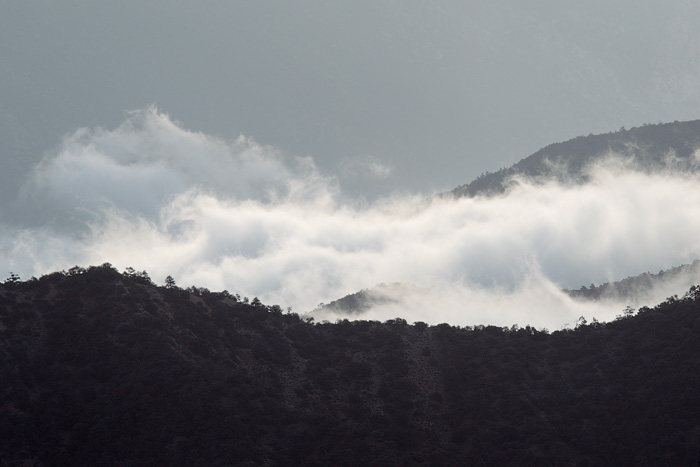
[450,119,700,198]
[2,108,700,328]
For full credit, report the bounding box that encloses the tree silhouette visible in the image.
[165,275,177,289]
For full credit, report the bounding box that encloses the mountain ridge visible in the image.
[313,261,700,318]
[1,265,700,465]
[449,119,700,198]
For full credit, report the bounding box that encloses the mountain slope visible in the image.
[2,265,700,465]
[567,260,700,301]
[450,119,700,198]
[314,261,700,318]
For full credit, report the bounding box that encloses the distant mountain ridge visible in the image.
[566,260,700,302]
[312,261,700,318]
[449,119,700,198]
[313,282,405,316]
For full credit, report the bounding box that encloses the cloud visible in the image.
[341,155,394,179]
[14,106,335,227]
[2,108,700,329]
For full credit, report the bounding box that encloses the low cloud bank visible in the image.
[14,107,333,226]
[2,108,700,329]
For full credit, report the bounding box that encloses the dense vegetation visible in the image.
[1,265,700,465]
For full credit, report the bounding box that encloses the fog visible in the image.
[1,109,699,329]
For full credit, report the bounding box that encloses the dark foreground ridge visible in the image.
[2,265,700,466]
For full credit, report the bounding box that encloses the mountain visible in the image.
[449,119,700,198]
[567,260,700,302]
[2,265,700,465]
[313,282,407,316]
[316,261,700,318]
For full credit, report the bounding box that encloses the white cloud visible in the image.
[17,106,334,224]
[2,109,700,329]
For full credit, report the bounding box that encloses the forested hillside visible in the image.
[1,265,700,465]
[567,260,700,301]
[450,119,700,198]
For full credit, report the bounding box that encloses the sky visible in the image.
[2,2,700,328]
[3,1,700,198]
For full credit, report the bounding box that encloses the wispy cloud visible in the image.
[341,155,394,179]
[2,108,699,329]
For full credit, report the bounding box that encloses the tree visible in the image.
[164,276,177,289]
[3,272,20,284]
[683,285,700,301]
[68,265,86,276]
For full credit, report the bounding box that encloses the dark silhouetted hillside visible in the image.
[450,120,700,198]
[1,265,700,465]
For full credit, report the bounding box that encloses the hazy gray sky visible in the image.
[2,1,700,199]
